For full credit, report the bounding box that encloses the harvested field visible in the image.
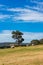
[0,45,43,65]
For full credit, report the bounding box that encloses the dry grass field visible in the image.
[0,45,43,65]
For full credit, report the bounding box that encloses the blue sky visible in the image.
[0,0,43,43]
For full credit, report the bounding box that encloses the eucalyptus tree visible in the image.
[12,30,24,45]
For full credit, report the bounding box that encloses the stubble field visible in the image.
[0,45,43,65]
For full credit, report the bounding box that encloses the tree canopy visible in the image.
[12,30,24,45]
[31,40,40,45]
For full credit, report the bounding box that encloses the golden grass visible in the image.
[0,45,43,65]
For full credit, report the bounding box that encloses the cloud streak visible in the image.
[0,14,13,22]
[11,8,43,22]
[0,7,43,22]
[29,0,43,12]
[0,0,43,22]
[0,15,11,19]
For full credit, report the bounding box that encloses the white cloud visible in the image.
[11,8,43,22]
[28,0,43,12]
[0,30,43,43]
[7,3,43,22]
[26,5,43,12]
[23,32,43,43]
[2,30,12,34]
[0,30,15,42]
[6,0,43,13]
[0,15,10,19]
[0,14,12,21]
[7,8,32,12]
[0,8,43,22]
[0,1,43,22]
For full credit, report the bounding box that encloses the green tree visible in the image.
[12,30,24,45]
[40,39,43,44]
[31,40,40,45]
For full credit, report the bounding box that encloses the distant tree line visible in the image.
[30,39,43,46]
[12,30,43,46]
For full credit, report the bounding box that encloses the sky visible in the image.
[0,0,43,43]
